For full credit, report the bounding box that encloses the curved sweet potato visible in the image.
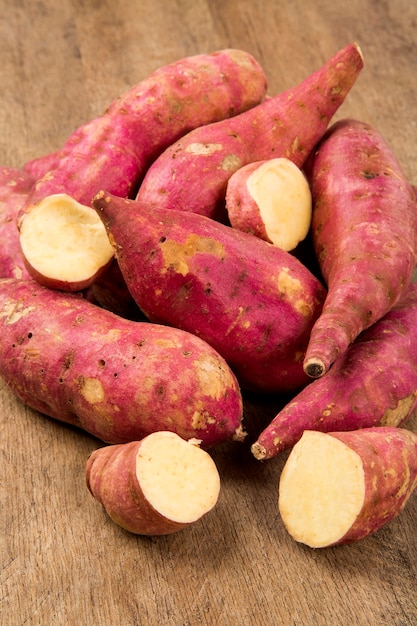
[252,282,417,459]
[303,118,417,378]
[0,278,244,446]
[93,191,326,393]
[136,42,363,221]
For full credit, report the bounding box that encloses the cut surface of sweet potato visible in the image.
[19,193,114,291]
[278,430,365,548]
[136,432,220,524]
[246,158,312,250]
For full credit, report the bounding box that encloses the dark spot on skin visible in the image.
[159,236,167,243]
[362,170,378,180]
[27,332,33,339]
[98,359,106,368]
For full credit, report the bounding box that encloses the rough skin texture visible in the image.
[86,433,220,535]
[0,167,34,280]
[23,150,60,180]
[0,279,244,446]
[323,427,417,544]
[18,49,267,223]
[93,191,327,393]
[303,118,417,378]
[252,283,417,459]
[136,43,364,221]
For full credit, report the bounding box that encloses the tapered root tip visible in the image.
[251,442,267,460]
[303,358,326,379]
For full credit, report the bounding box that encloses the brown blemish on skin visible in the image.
[1,300,36,325]
[381,393,417,427]
[79,377,105,404]
[193,353,233,400]
[160,234,225,276]
[221,154,242,171]
[277,268,312,317]
[185,143,223,156]
[191,402,217,430]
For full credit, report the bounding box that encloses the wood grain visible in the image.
[1,1,417,625]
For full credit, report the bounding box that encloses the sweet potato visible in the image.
[0,167,34,280]
[92,191,326,393]
[303,118,417,379]
[225,157,312,251]
[252,282,417,460]
[135,42,363,221]
[0,278,244,446]
[23,149,60,180]
[278,427,417,547]
[17,49,268,291]
[86,431,221,535]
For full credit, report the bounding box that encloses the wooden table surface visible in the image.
[1,1,417,625]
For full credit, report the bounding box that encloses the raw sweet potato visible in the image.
[17,49,268,291]
[92,191,326,393]
[225,157,312,251]
[278,427,417,547]
[86,431,221,535]
[252,282,417,460]
[0,278,244,446]
[0,167,34,280]
[135,42,363,221]
[23,149,60,180]
[303,118,417,379]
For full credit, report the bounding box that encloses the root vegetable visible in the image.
[17,49,268,291]
[0,278,244,446]
[252,282,417,459]
[135,42,363,221]
[92,191,327,394]
[278,427,417,548]
[86,431,221,535]
[23,149,60,180]
[303,118,417,379]
[0,167,34,280]
[225,157,312,251]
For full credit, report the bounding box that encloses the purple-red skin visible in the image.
[23,150,60,180]
[93,191,327,394]
[17,49,267,223]
[326,427,417,545]
[303,118,417,379]
[0,167,34,280]
[0,278,244,446]
[252,282,417,460]
[86,440,189,535]
[135,42,364,221]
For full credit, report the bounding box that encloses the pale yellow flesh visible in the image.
[19,193,114,283]
[136,432,221,523]
[247,158,312,251]
[278,430,365,548]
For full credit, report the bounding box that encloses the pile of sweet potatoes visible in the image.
[1,42,417,545]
